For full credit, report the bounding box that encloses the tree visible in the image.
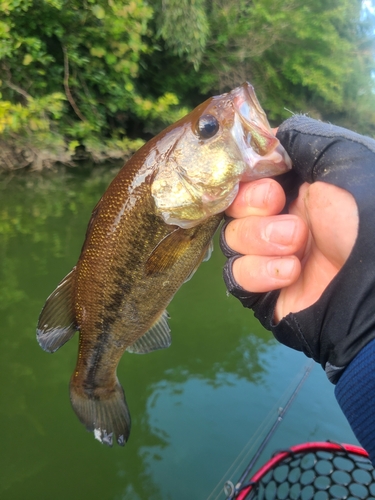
[1,0,375,170]
[0,0,186,166]
[157,0,375,130]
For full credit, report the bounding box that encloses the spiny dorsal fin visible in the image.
[145,227,196,276]
[36,268,77,353]
[126,310,171,354]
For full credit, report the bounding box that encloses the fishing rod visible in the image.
[223,361,314,500]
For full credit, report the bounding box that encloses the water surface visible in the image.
[0,167,357,500]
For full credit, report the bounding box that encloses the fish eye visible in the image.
[196,114,220,139]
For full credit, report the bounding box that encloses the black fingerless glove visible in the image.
[222,115,375,383]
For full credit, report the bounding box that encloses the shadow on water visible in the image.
[0,167,358,500]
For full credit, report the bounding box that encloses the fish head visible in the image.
[151,82,291,228]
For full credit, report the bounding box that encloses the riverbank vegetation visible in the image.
[1,0,375,171]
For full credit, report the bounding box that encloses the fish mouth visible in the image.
[231,82,292,180]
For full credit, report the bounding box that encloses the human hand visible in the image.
[221,116,375,382]
[223,179,357,321]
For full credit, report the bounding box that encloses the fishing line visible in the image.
[206,421,276,500]
[205,360,315,500]
[206,396,291,500]
[227,360,314,499]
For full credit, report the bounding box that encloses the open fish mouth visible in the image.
[232,83,292,179]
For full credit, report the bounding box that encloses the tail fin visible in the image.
[70,379,131,446]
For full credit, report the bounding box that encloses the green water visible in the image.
[0,167,357,500]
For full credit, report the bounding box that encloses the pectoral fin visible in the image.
[203,240,214,262]
[36,268,77,353]
[182,238,214,284]
[126,310,171,354]
[145,227,196,276]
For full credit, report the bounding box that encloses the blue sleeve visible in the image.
[335,338,375,465]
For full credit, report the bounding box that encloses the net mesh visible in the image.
[237,443,375,500]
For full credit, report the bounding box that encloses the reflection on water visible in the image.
[0,167,357,500]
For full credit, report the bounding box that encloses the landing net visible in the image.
[233,442,375,500]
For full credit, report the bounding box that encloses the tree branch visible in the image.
[62,44,86,122]
[1,63,32,101]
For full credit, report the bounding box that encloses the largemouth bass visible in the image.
[37,83,291,446]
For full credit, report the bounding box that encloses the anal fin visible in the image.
[37,268,77,353]
[126,310,171,354]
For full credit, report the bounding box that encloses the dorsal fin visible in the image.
[126,310,171,354]
[36,268,77,353]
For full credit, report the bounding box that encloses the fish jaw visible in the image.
[231,82,292,180]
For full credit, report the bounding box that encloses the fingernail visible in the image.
[264,219,297,245]
[267,258,296,279]
[246,182,272,208]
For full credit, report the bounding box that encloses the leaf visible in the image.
[23,54,33,65]
[90,46,106,58]
[92,4,105,19]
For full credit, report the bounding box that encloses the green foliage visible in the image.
[156,0,209,70]
[147,0,375,134]
[0,0,375,168]
[0,0,185,160]
[0,93,64,133]
[197,0,375,127]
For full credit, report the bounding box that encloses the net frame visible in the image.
[235,441,374,500]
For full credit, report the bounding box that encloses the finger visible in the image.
[224,214,308,257]
[232,255,301,293]
[225,178,286,218]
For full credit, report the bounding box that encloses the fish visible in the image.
[36,82,291,446]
